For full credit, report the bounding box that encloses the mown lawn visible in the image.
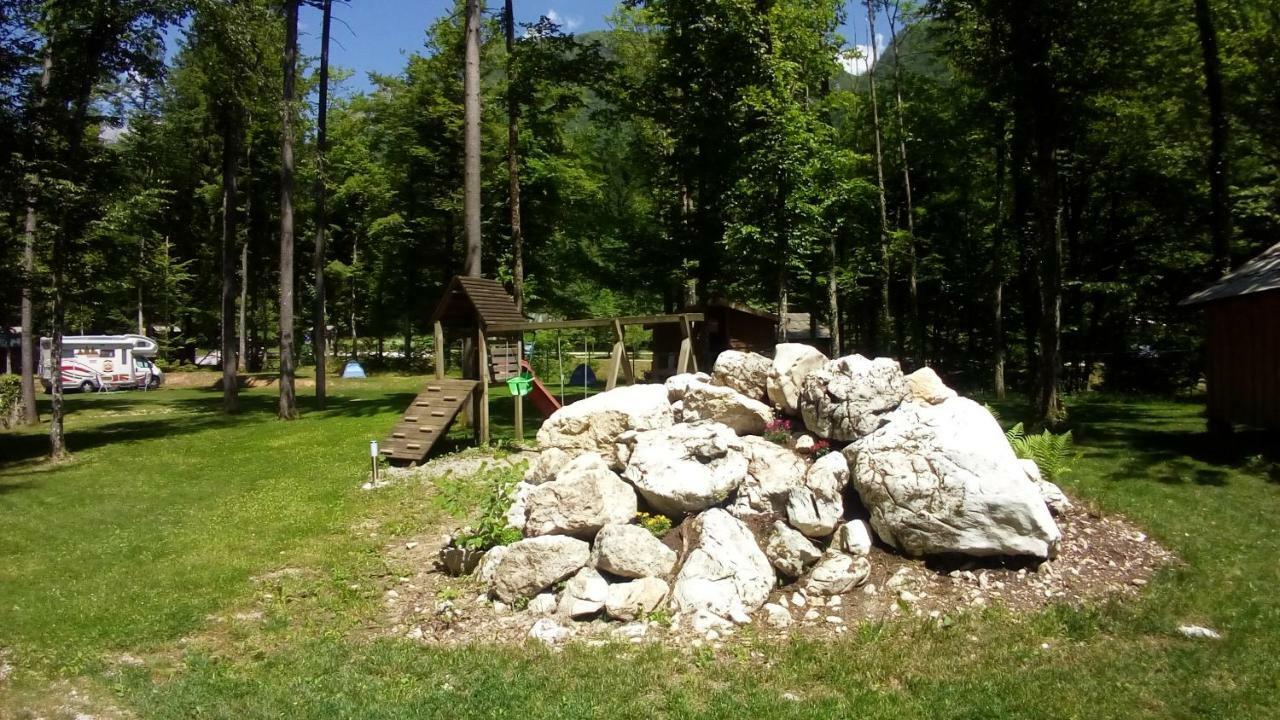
[1,378,1278,719]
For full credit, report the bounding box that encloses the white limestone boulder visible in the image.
[620,422,748,516]
[605,577,670,621]
[904,366,958,405]
[524,453,638,539]
[764,520,823,578]
[681,382,775,435]
[844,397,1062,558]
[803,550,871,596]
[711,350,771,401]
[557,566,610,618]
[524,447,572,485]
[800,355,908,441]
[728,436,809,516]
[490,535,590,603]
[671,509,775,621]
[833,519,872,557]
[665,372,711,403]
[504,481,536,533]
[785,451,848,538]
[1019,458,1073,516]
[591,523,677,579]
[768,343,828,415]
[536,384,674,466]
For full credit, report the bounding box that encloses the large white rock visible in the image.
[682,382,775,435]
[904,366,957,405]
[665,372,711,403]
[536,384,674,466]
[729,436,809,516]
[475,544,509,587]
[785,451,848,537]
[491,536,591,603]
[620,422,748,516]
[591,523,677,578]
[768,344,828,415]
[803,550,871,596]
[800,355,908,441]
[558,566,610,618]
[711,350,771,401]
[524,447,572,485]
[504,481,537,533]
[524,453,638,538]
[764,520,822,578]
[833,520,872,556]
[605,577,670,621]
[1019,458,1073,516]
[671,509,775,620]
[845,397,1062,558]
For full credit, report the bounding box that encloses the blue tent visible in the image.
[569,363,596,386]
[342,360,367,379]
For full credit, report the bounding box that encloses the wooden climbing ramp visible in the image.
[381,379,480,464]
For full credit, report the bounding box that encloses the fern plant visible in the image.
[1005,422,1077,483]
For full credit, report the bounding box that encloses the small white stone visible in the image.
[528,618,572,646]
[899,591,919,604]
[405,541,419,550]
[862,583,878,595]
[526,593,558,616]
[1178,625,1222,640]
[825,615,843,624]
[763,602,792,628]
[803,609,820,621]
[792,592,807,607]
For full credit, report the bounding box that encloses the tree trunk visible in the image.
[239,240,248,372]
[20,201,39,426]
[992,136,1007,400]
[505,0,524,311]
[19,50,52,426]
[463,0,483,277]
[1193,0,1231,275]
[887,3,921,362]
[828,234,841,356]
[220,117,241,413]
[350,236,359,358]
[278,0,299,419]
[1032,130,1063,428]
[865,0,893,356]
[312,0,332,408]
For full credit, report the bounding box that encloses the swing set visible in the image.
[379,276,704,465]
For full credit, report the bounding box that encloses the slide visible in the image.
[520,359,563,417]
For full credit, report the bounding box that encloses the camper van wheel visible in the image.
[79,380,96,393]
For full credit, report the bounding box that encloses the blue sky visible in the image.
[297,1,890,94]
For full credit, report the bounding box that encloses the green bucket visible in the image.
[506,373,533,397]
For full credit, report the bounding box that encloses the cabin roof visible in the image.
[1181,242,1280,306]
[429,276,526,330]
[784,312,831,340]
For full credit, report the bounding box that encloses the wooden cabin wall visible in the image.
[1206,290,1280,430]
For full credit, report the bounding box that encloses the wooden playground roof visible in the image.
[430,276,526,330]
[1181,241,1280,306]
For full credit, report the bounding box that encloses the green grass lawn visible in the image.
[2,379,1278,718]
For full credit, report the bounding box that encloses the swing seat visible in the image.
[506,373,533,397]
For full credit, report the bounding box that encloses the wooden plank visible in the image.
[381,379,479,464]
[487,313,705,334]
[616,319,635,385]
[514,334,524,443]
[475,329,490,446]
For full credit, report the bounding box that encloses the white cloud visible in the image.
[546,8,581,31]
[838,35,883,76]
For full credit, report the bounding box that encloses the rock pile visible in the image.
[458,343,1065,636]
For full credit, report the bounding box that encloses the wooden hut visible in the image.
[1180,242,1280,431]
[650,299,778,378]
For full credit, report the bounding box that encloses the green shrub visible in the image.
[1005,422,1077,483]
[450,461,527,552]
[1,374,22,428]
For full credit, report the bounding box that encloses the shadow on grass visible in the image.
[1067,397,1279,486]
[0,387,420,470]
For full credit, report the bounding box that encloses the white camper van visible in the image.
[39,334,164,393]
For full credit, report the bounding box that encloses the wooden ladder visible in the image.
[380,379,480,464]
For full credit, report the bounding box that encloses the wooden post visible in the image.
[514,333,524,443]
[677,314,697,374]
[606,319,634,391]
[475,328,489,445]
[434,321,445,380]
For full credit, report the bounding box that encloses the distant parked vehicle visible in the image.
[39,334,163,393]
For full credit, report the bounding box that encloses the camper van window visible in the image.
[61,348,75,358]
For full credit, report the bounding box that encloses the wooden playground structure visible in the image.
[380,276,709,465]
